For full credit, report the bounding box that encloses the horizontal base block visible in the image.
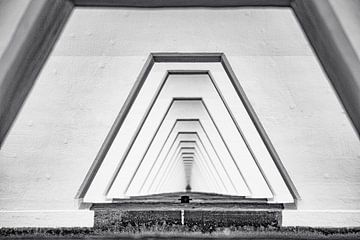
[92,202,283,210]
[93,209,282,231]
[282,210,360,227]
[2,209,359,228]
[0,210,94,228]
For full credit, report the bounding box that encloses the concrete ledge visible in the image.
[2,209,360,228]
[0,210,94,228]
[282,210,360,227]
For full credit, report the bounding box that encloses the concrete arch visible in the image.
[140,138,225,195]
[107,99,271,199]
[152,138,225,195]
[81,57,298,204]
[129,121,244,196]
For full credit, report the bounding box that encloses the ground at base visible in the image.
[1,226,360,239]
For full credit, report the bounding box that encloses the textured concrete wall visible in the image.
[0,6,359,226]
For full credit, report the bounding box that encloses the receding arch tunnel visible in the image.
[78,54,298,206]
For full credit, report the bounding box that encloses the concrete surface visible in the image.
[0,0,31,59]
[0,6,359,227]
[0,210,93,228]
[282,210,360,228]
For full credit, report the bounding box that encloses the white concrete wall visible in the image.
[0,210,93,228]
[0,6,360,227]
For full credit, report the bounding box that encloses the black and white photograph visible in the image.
[0,0,359,239]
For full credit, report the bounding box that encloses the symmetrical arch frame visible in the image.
[1,0,358,207]
[135,125,237,195]
[126,117,252,197]
[128,124,233,196]
[107,98,271,199]
[105,68,277,199]
[78,54,299,202]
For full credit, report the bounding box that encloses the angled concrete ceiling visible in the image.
[137,133,232,195]
[79,56,297,205]
[128,131,229,196]
[107,99,270,199]
[143,132,229,195]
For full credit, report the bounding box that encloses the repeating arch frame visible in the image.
[76,53,300,203]
[3,0,358,208]
[133,123,241,196]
